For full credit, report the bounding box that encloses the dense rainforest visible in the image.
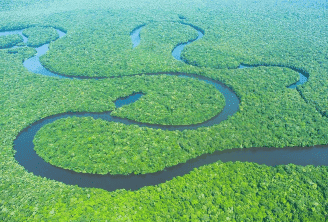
[0,34,23,49]
[1,0,328,221]
[22,26,59,47]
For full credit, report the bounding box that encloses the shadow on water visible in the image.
[2,23,326,191]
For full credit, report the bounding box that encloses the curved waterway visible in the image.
[4,23,326,192]
[130,24,145,48]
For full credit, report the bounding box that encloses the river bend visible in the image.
[1,23,326,191]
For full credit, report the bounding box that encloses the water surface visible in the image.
[2,23,325,192]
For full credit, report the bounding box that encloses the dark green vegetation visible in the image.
[22,26,59,47]
[1,0,328,221]
[0,34,23,49]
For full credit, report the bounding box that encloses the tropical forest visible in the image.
[1,0,328,221]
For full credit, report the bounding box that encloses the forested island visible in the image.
[1,0,328,221]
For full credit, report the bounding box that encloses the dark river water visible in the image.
[1,22,326,191]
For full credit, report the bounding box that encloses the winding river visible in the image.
[2,23,326,191]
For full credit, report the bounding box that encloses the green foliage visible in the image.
[1,0,328,221]
[182,3,328,118]
[32,67,328,176]
[34,117,182,174]
[15,42,26,47]
[22,26,59,47]
[33,74,225,175]
[0,34,23,49]
[3,161,327,221]
[112,75,225,125]
[0,0,54,11]
[182,43,241,69]
[39,21,199,77]
[2,46,36,60]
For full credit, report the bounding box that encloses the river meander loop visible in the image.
[2,23,326,191]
